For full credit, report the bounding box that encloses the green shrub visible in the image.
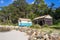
[53,19,60,25]
[43,24,49,27]
[48,30,53,34]
[30,24,41,29]
[50,24,60,29]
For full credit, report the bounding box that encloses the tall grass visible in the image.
[30,24,41,29]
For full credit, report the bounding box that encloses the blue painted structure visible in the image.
[18,18,32,27]
[18,22,32,27]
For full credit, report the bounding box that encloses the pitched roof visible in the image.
[34,15,52,20]
[18,18,31,21]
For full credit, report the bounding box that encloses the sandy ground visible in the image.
[0,30,29,40]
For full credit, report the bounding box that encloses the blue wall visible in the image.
[18,22,32,27]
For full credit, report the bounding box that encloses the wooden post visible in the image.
[37,20,38,24]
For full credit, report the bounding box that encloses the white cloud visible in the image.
[13,0,17,1]
[31,1,34,4]
[12,0,14,1]
[0,0,4,4]
[0,8,2,10]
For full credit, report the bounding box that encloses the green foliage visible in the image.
[30,24,41,29]
[47,30,53,34]
[55,19,60,25]
[0,0,60,25]
[43,24,49,27]
[50,25,60,29]
[49,23,60,30]
[28,12,36,20]
[0,0,47,25]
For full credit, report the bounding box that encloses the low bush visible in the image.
[48,30,53,34]
[49,24,60,29]
[30,24,41,29]
[43,24,49,27]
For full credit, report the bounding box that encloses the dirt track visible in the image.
[0,30,29,40]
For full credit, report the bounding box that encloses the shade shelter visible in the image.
[33,15,53,26]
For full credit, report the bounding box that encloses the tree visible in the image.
[32,0,47,16]
[55,7,60,20]
[0,0,48,24]
[13,0,28,18]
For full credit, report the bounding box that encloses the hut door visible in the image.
[39,21,43,25]
[39,20,45,25]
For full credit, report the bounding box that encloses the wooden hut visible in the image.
[33,15,53,26]
[18,18,32,27]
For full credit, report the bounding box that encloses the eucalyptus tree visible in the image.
[32,0,47,16]
[13,0,28,18]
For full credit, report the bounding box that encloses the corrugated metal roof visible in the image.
[34,15,52,20]
[18,18,31,21]
[44,15,52,18]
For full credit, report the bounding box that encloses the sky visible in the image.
[0,0,60,8]
[0,0,14,7]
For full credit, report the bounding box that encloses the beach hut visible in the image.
[18,18,32,27]
[33,15,53,26]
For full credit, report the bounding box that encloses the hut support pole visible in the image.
[37,20,38,24]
